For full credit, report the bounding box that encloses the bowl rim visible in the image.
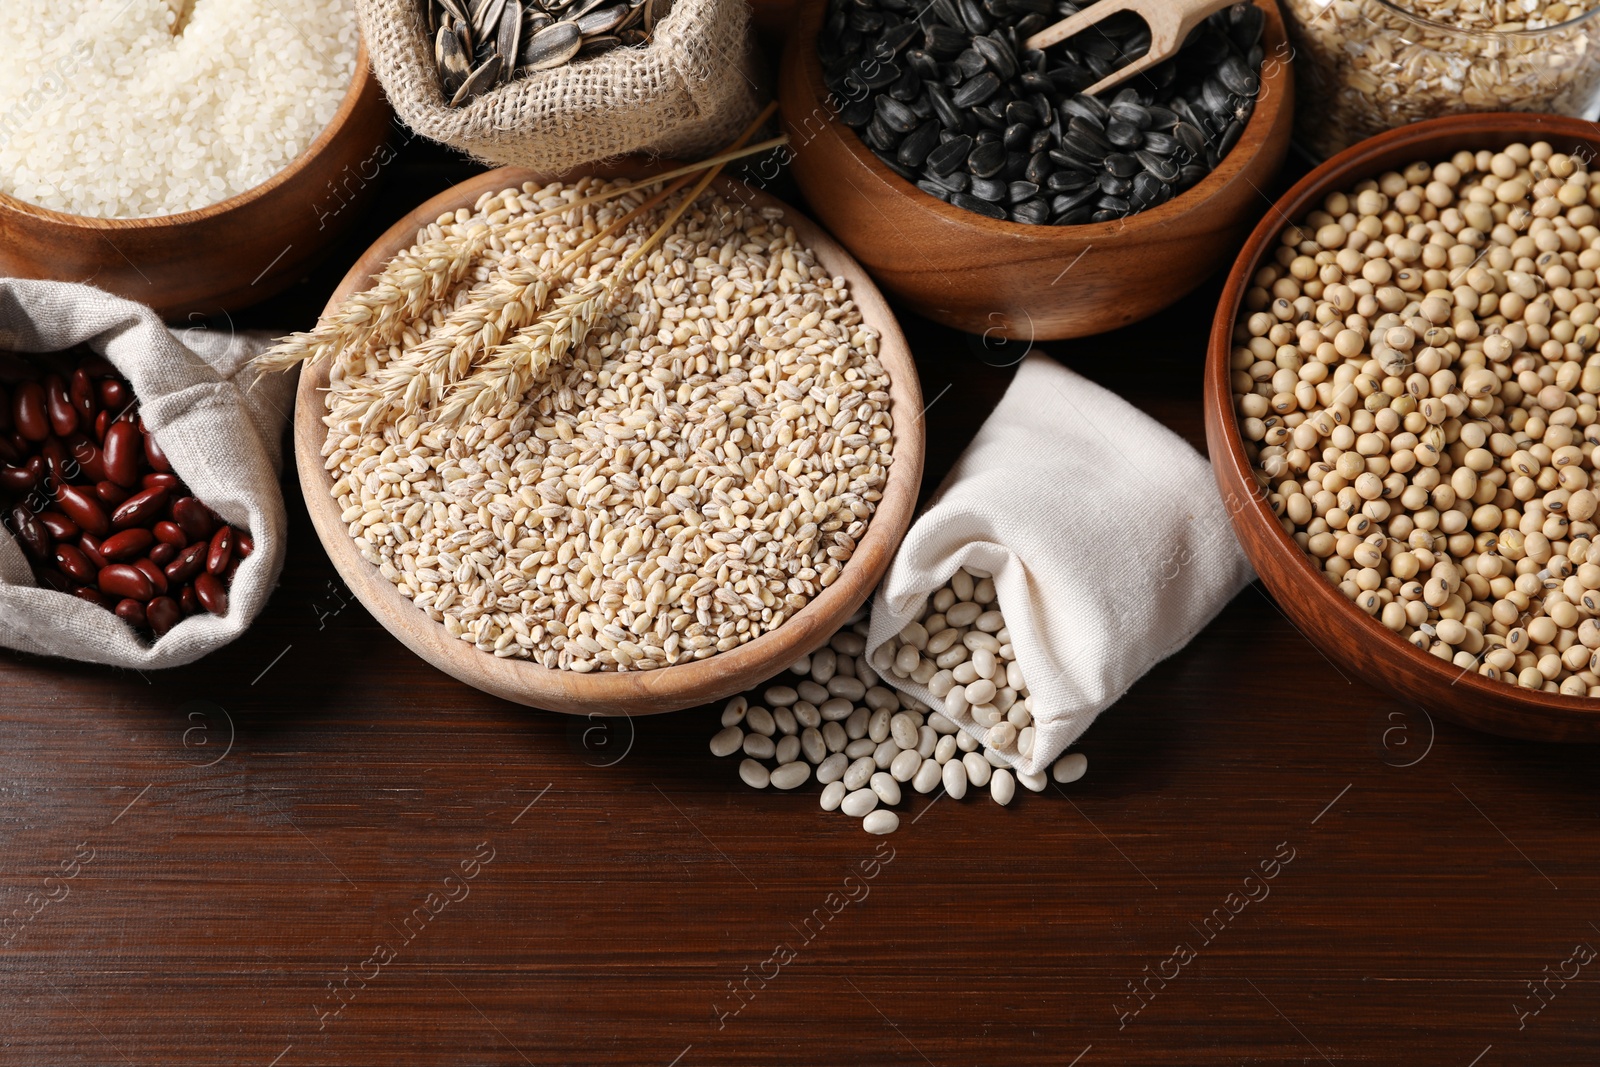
[293,165,926,716]
[789,0,1293,241]
[0,37,377,230]
[1206,110,1600,722]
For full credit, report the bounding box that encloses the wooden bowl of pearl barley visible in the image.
[293,167,924,716]
[0,35,390,320]
[1205,113,1600,743]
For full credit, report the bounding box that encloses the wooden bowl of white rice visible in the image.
[0,0,391,319]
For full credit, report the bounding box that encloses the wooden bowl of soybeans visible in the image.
[1205,112,1600,743]
[776,0,1295,341]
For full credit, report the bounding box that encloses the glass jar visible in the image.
[1281,0,1600,159]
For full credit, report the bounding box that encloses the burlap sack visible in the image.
[0,280,292,669]
[359,0,763,172]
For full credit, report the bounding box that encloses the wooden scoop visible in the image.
[1023,0,1237,97]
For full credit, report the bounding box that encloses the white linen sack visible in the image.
[866,352,1254,776]
[0,279,293,669]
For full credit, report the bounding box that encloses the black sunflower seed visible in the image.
[952,72,1002,108]
[928,133,973,174]
[972,33,1017,80]
[1012,198,1050,224]
[1106,120,1143,148]
[876,94,920,133]
[1137,150,1179,183]
[1105,152,1140,178]
[966,139,1006,177]
[950,192,1008,218]
[898,120,942,167]
[1008,180,1040,201]
[969,175,1007,201]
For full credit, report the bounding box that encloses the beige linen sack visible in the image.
[358,0,763,172]
[0,280,292,669]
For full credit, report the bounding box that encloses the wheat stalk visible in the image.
[252,226,489,376]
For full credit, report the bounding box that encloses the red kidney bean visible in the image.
[101,420,141,488]
[73,585,111,609]
[141,472,179,492]
[99,377,128,411]
[45,375,76,437]
[37,568,71,593]
[40,439,71,487]
[95,480,130,506]
[224,557,241,584]
[0,437,17,465]
[171,496,213,541]
[148,541,177,566]
[38,511,79,541]
[0,463,38,493]
[110,486,168,530]
[70,369,98,422]
[14,382,48,442]
[195,572,227,616]
[78,534,107,569]
[114,599,147,629]
[153,521,185,547]
[98,563,153,601]
[147,596,181,635]
[144,431,171,473]
[8,504,49,557]
[165,541,207,584]
[178,583,199,615]
[53,543,96,584]
[93,410,111,441]
[207,525,233,575]
[56,484,109,537]
[134,557,168,597]
[100,528,153,561]
[235,531,254,559]
[66,435,106,483]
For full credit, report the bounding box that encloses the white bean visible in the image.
[816,752,848,784]
[1017,725,1034,757]
[910,658,938,684]
[800,727,826,764]
[971,703,1001,728]
[928,669,955,698]
[709,726,744,757]
[932,587,956,612]
[830,631,866,656]
[943,756,968,799]
[965,678,997,705]
[928,712,958,734]
[1017,768,1047,792]
[946,601,981,627]
[775,735,801,764]
[987,722,1017,750]
[874,739,900,769]
[971,647,996,679]
[820,696,854,721]
[845,738,876,758]
[990,768,1015,806]
[843,756,876,791]
[773,706,797,736]
[822,721,847,753]
[916,724,937,758]
[797,680,829,704]
[944,685,970,717]
[890,748,921,782]
[934,735,958,764]
[913,757,942,794]
[845,707,869,740]
[870,771,902,805]
[975,610,1004,633]
[720,695,748,727]
[771,761,811,790]
[862,809,899,835]
[820,781,846,811]
[764,685,798,707]
[1006,661,1024,690]
[973,577,996,604]
[894,643,921,675]
[788,654,811,677]
[745,706,775,736]
[828,675,867,701]
[951,570,975,601]
[857,660,880,688]
[810,647,837,683]
[1052,752,1088,784]
[793,702,821,729]
[952,661,979,685]
[742,733,775,759]
[841,788,878,817]
[739,759,770,789]
[890,712,920,749]
[956,730,979,753]
[962,750,991,786]
[868,707,892,742]
[865,686,900,711]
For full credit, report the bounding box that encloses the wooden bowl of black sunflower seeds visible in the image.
[777,0,1295,340]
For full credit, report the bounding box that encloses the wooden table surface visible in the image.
[4,131,1599,1067]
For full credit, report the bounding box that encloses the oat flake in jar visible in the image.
[1282,0,1600,160]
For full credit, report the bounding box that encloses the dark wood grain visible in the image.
[1207,112,1600,742]
[3,92,1599,1067]
[775,0,1295,340]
